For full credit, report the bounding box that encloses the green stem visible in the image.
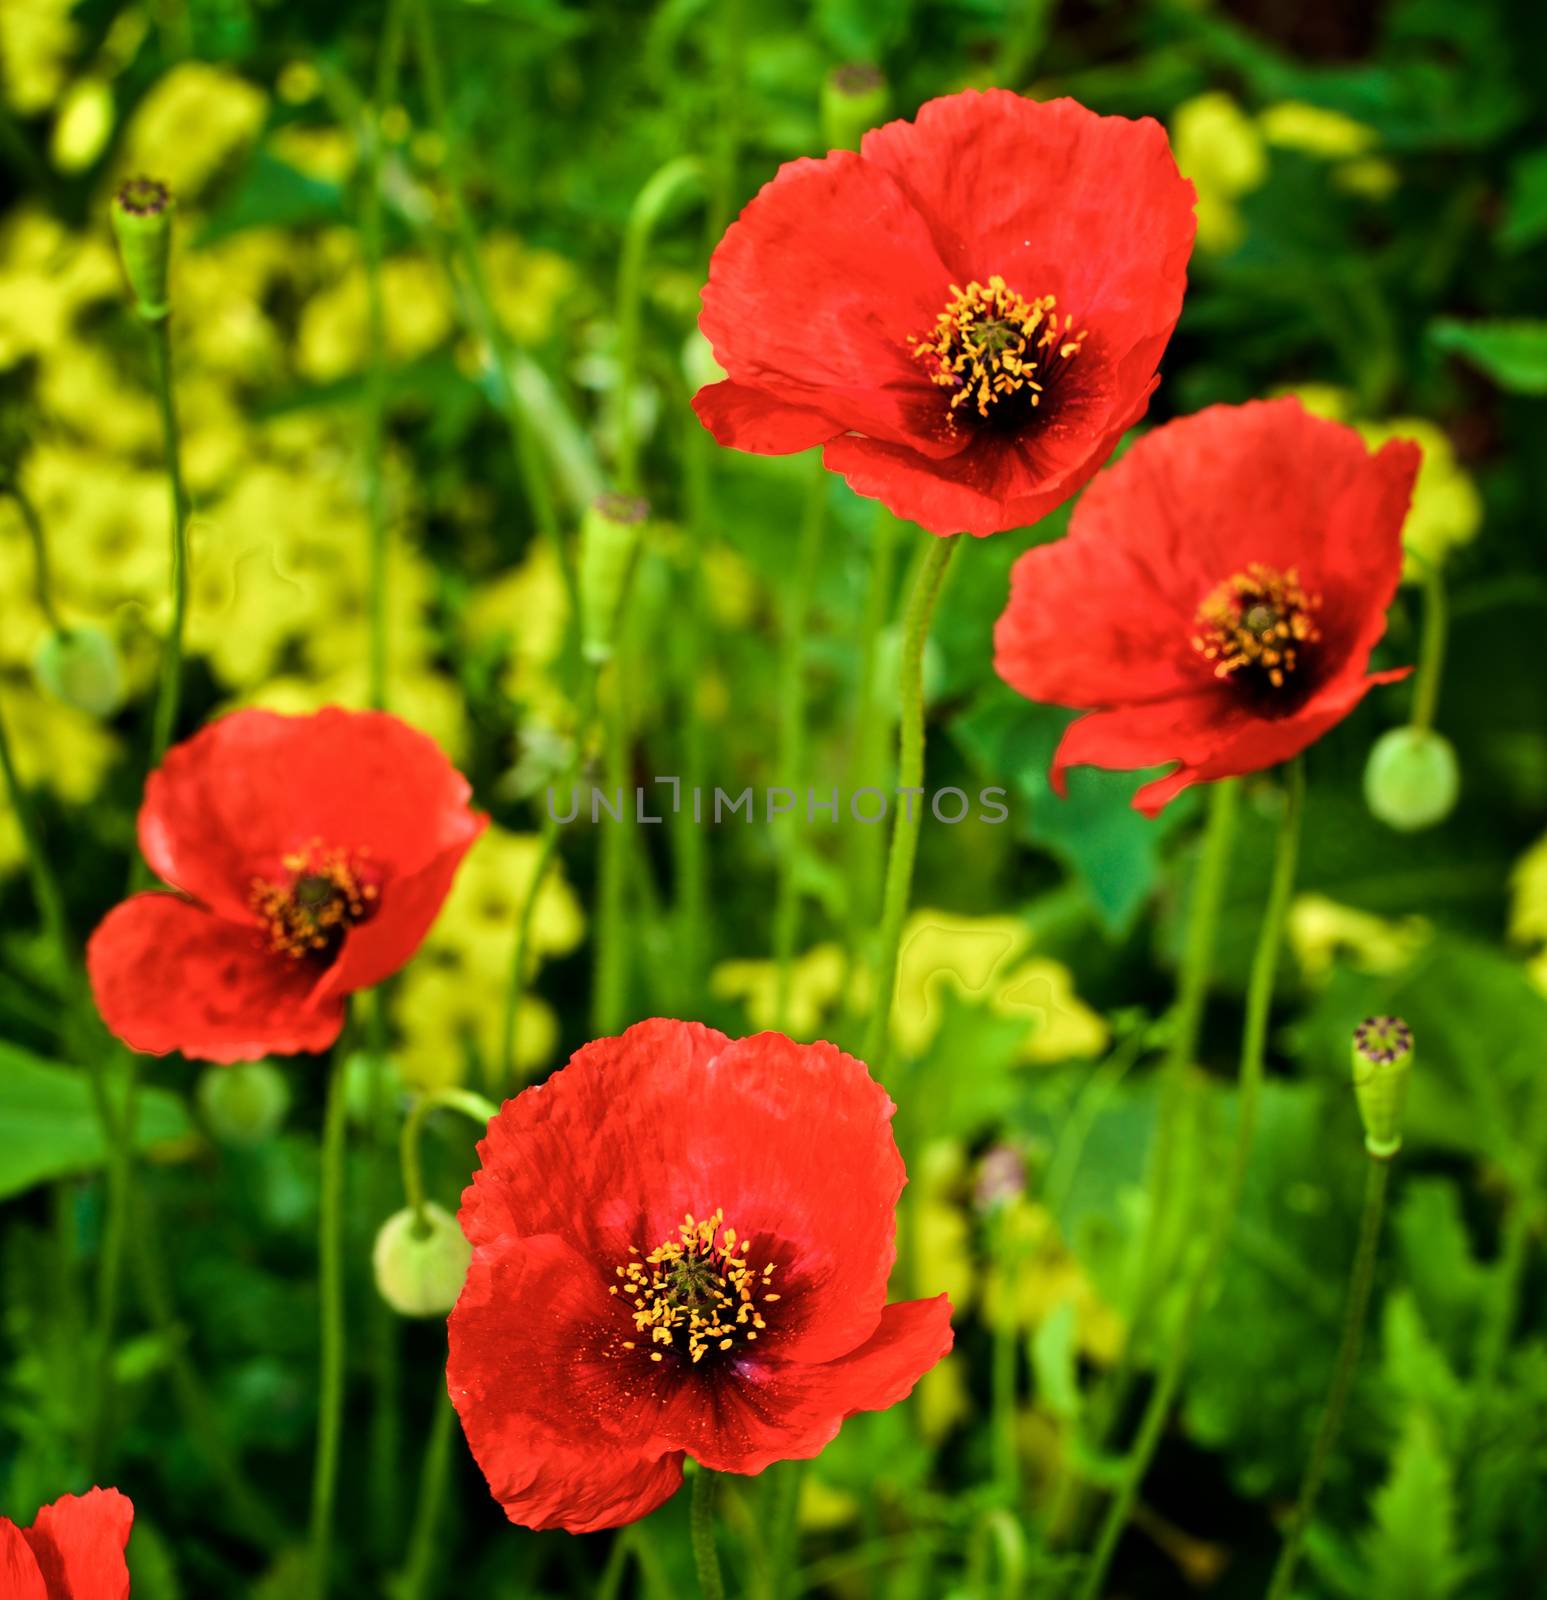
[772,463,828,1030]
[615,157,704,491]
[2,481,66,633]
[1408,554,1447,734]
[1065,779,1241,1530]
[1265,1154,1392,1600]
[410,0,581,624]
[990,1213,1022,1504]
[143,310,190,775]
[691,1467,728,1600]
[860,534,958,1071]
[361,0,409,711]
[1074,760,1305,1600]
[400,1086,499,1226]
[0,695,72,969]
[704,0,745,245]
[592,655,633,1036]
[396,1375,459,1600]
[309,1052,351,1599]
[767,1461,806,1600]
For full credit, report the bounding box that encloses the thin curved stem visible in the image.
[2,481,65,633]
[1265,1154,1391,1600]
[860,534,958,1071]
[772,462,828,1029]
[1074,759,1305,1600]
[592,656,633,1036]
[309,1052,350,1599]
[690,1467,727,1600]
[1408,553,1447,734]
[143,310,190,775]
[399,1086,500,1227]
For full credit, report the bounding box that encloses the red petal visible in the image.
[462,1022,904,1364]
[139,708,483,920]
[859,91,1195,372]
[659,1296,955,1476]
[699,151,964,461]
[0,1522,46,1600]
[310,819,486,1004]
[447,1233,683,1533]
[87,894,344,1061]
[21,1489,132,1600]
[690,381,844,455]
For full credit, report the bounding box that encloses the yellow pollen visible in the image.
[613,1208,778,1369]
[910,275,1086,426]
[250,841,378,960]
[1192,563,1323,689]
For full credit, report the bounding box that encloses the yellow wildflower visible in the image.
[117,63,267,200]
[1289,893,1430,982]
[1168,93,1266,254]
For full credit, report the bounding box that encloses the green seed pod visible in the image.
[579,492,649,665]
[197,1061,291,1147]
[1364,726,1460,832]
[111,176,175,320]
[822,63,889,151]
[1351,1015,1413,1160]
[372,1203,472,1318]
[33,627,126,718]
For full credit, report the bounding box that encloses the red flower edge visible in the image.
[0,1488,133,1600]
[447,1019,954,1532]
[87,707,485,1062]
[993,397,1420,813]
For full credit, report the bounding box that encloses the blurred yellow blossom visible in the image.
[297,245,453,382]
[392,964,559,1093]
[0,210,118,368]
[51,74,115,173]
[1510,832,1547,992]
[1,0,78,115]
[980,1200,1123,1364]
[117,63,267,201]
[1260,101,1379,159]
[0,680,118,804]
[710,943,851,1037]
[1168,93,1266,254]
[481,234,577,345]
[894,910,1107,1063]
[270,125,355,184]
[467,543,573,725]
[1288,893,1430,982]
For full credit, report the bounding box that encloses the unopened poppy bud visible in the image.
[1351,1015,1413,1159]
[1364,726,1459,832]
[822,63,889,151]
[580,492,648,664]
[111,176,175,320]
[197,1061,291,1146]
[33,627,125,719]
[373,1203,472,1317]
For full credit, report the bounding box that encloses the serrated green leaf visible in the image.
[1363,1412,1466,1600]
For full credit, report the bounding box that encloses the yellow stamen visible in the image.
[612,1208,778,1368]
[250,842,378,960]
[1192,563,1322,689]
[910,276,1086,427]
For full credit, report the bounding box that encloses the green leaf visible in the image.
[1499,147,1547,253]
[1363,1412,1466,1600]
[1429,319,1547,395]
[1031,1299,1082,1421]
[0,1042,191,1201]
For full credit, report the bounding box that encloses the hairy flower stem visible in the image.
[772,463,828,1029]
[860,534,958,1072]
[1075,760,1305,1600]
[691,1467,728,1600]
[142,311,190,782]
[1059,779,1241,1535]
[1265,1153,1391,1600]
[1408,553,1447,734]
[309,1051,351,1599]
[396,1367,459,1600]
[410,0,581,634]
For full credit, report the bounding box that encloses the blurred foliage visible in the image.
[0,0,1545,1596]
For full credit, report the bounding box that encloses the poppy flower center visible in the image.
[911,276,1086,431]
[1192,563,1323,696]
[610,1209,779,1367]
[250,843,380,962]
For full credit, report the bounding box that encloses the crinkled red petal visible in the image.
[20,1489,133,1600]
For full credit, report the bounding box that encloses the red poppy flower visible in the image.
[446,1019,953,1534]
[994,398,1420,814]
[87,708,485,1062]
[0,1488,132,1600]
[692,88,1196,537]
